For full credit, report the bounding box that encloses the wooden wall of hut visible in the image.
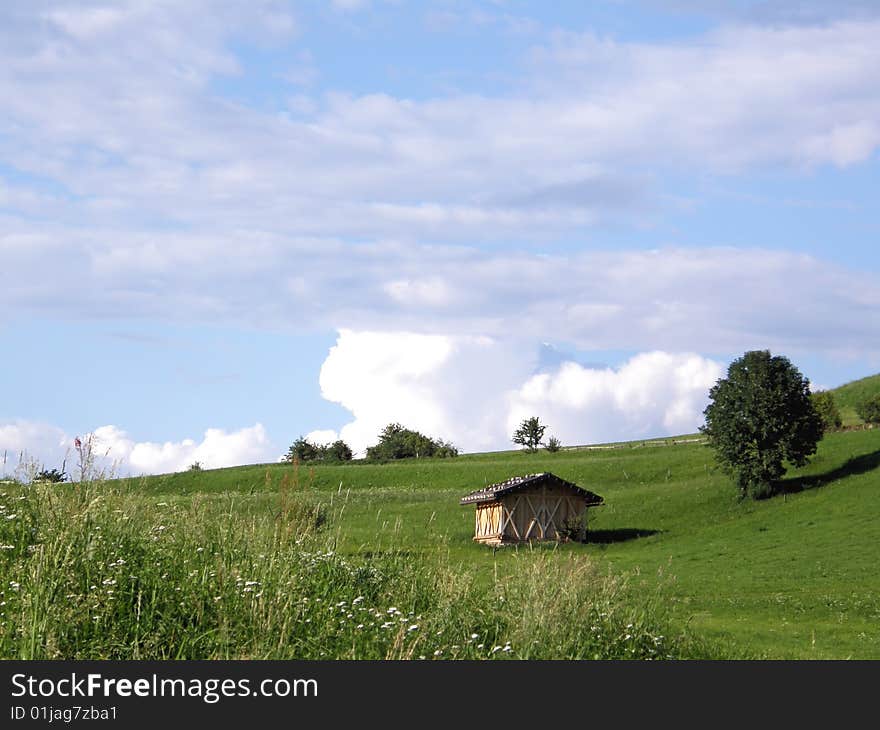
[474,502,503,543]
[499,483,587,543]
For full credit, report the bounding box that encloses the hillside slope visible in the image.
[830,373,880,425]
[113,427,880,658]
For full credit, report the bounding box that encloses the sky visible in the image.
[2,0,879,476]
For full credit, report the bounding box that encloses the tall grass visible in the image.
[0,471,722,660]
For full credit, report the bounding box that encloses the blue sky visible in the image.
[2,1,879,475]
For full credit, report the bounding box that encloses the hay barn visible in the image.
[460,472,604,545]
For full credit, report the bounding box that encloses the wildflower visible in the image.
[408,625,419,632]
[470,633,479,640]
[433,650,442,656]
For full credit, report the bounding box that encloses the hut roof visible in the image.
[459,472,604,506]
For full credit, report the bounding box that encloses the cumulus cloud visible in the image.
[311,331,725,454]
[507,352,725,445]
[315,330,535,455]
[0,421,68,477]
[304,429,341,447]
[0,421,275,478]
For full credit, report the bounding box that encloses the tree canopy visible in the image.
[855,394,880,425]
[284,436,353,463]
[811,390,842,432]
[512,416,547,452]
[365,424,457,461]
[701,350,824,499]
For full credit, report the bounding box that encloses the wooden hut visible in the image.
[460,472,603,545]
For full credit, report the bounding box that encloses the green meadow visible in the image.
[1,393,878,660]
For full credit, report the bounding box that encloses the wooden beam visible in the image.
[545,496,562,537]
[500,496,522,541]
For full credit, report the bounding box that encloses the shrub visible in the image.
[855,394,880,425]
[366,424,456,461]
[33,468,67,483]
[284,437,320,463]
[545,436,562,453]
[284,438,354,463]
[434,440,459,458]
[811,390,842,432]
[322,440,354,462]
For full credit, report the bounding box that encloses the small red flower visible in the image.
[75,437,82,449]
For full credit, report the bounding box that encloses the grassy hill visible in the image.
[3,399,879,659]
[829,373,880,426]
[103,427,880,659]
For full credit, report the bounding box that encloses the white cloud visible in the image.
[312,331,725,454]
[316,330,534,455]
[3,233,878,359]
[507,352,724,445]
[304,429,340,446]
[0,6,877,359]
[1,11,879,249]
[0,421,68,478]
[0,421,274,478]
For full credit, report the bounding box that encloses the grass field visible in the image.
[3,426,877,659]
[829,373,880,426]
[2,382,878,660]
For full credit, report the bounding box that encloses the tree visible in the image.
[512,416,547,452]
[323,439,353,462]
[34,467,67,483]
[434,439,459,458]
[811,390,842,432]
[284,436,320,463]
[701,350,824,499]
[545,436,562,453]
[365,424,456,461]
[855,394,880,425]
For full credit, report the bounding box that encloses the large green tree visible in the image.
[512,416,547,452]
[701,350,824,499]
